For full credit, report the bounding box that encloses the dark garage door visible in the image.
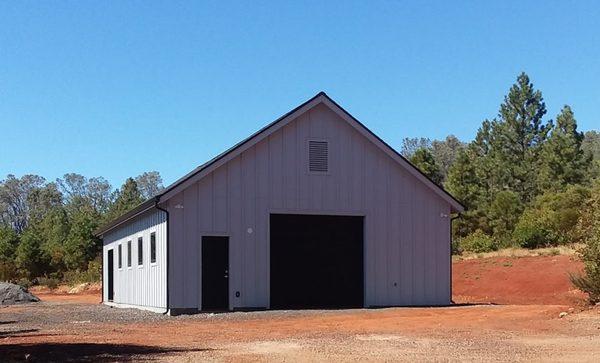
[270,214,364,309]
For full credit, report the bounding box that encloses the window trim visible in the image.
[137,236,144,268]
[127,240,132,268]
[150,231,157,266]
[117,243,123,270]
[307,138,330,175]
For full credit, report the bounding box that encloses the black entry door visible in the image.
[107,249,114,301]
[202,236,229,311]
[270,214,364,309]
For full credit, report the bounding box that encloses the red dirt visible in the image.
[30,284,102,304]
[2,253,597,361]
[34,291,101,304]
[453,254,586,305]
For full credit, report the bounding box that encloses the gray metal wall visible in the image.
[102,209,167,309]
[166,103,452,310]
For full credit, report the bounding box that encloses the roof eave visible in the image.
[94,197,159,237]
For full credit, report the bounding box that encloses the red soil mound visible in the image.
[453,254,586,306]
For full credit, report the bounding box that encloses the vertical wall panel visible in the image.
[102,209,167,309]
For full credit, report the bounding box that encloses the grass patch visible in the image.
[454,244,580,261]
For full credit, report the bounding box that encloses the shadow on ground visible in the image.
[0,343,213,362]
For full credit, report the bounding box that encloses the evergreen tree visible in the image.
[409,148,444,185]
[64,209,101,271]
[15,226,48,279]
[445,147,489,236]
[0,227,19,280]
[582,130,600,180]
[38,207,70,272]
[488,72,552,203]
[538,106,590,190]
[105,178,144,223]
[487,190,523,241]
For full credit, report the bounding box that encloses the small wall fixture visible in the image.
[247,227,253,234]
[174,204,184,209]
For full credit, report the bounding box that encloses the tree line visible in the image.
[0,172,163,285]
[404,73,600,302]
[1,72,599,300]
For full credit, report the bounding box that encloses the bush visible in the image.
[458,230,497,253]
[63,256,102,284]
[513,211,555,249]
[513,185,590,248]
[37,276,60,290]
[451,238,463,255]
[571,182,600,303]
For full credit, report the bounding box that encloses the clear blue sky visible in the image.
[1,1,599,188]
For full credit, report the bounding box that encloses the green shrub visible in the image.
[513,185,591,248]
[513,211,556,248]
[451,238,463,255]
[458,230,497,253]
[37,276,60,290]
[63,256,102,284]
[571,182,600,303]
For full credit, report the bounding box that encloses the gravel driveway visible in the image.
[2,299,600,362]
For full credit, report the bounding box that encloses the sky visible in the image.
[1,1,599,188]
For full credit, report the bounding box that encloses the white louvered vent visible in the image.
[308,140,328,173]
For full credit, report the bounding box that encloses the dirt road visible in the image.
[1,254,599,362]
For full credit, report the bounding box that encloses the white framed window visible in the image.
[117,244,122,269]
[127,240,132,268]
[150,232,157,264]
[308,139,329,174]
[137,236,143,267]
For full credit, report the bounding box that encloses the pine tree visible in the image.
[488,72,552,203]
[15,226,49,279]
[104,178,144,223]
[0,227,19,280]
[409,148,444,185]
[64,210,100,271]
[538,106,591,190]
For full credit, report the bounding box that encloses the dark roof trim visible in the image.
[95,197,158,236]
[159,92,327,198]
[96,91,465,236]
[322,94,466,211]
[95,93,324,237]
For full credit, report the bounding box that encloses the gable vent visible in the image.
[308,140,328,173]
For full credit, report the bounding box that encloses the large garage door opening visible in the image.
[270,214,364,309]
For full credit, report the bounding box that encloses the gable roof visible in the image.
[96,92,464,236]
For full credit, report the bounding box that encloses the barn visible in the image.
[96,92,464,315]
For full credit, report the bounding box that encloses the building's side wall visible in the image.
[102,209,167,309]
[167,103,451,310]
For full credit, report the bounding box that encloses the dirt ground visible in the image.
[2,254,600,362]
[453,254,586,306]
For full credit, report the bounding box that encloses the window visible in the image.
[127,240,132,267]
[118,244,122,269]
[308,140,328,173]
[150,232,157,264]
[137,237,143,266]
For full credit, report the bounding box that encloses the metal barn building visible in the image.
[97,92,464,315]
